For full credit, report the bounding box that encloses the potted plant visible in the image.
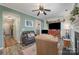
[71,7,79,16]
[70,4,79,22]
[70,16,75,22]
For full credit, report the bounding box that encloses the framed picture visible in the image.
[25,20,33,27]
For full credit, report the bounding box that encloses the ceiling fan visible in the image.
[32,5,51,16]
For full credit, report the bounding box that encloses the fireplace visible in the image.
[75,32,79,55]
[48,22,60,37]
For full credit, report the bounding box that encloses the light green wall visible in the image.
[0,5,44,48]
[43,20,48,30]
[0,6,3,48]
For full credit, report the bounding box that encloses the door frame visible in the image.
[2,12,20,47]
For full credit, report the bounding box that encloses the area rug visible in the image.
[3,43,23,55]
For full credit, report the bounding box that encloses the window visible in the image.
[25,20,33,27]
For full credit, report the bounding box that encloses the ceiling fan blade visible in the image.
[32,9,39,12]
[37,11,40,16]
[43,11,47,15]
[44,9,51,11]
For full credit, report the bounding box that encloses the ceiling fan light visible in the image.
[40,10,43,13]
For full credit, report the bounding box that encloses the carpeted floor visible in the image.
[22,43,36,55]
[0,43,78,55]
[2,43,36,55]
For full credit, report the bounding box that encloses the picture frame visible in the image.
[64,29,71,39]
[25,20,33,27]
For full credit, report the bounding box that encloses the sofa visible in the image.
[20,31,35,46]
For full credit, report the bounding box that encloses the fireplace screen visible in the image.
[75,32,79,55]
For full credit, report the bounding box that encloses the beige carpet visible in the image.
[22,43,36,55]
[3,43,36,55]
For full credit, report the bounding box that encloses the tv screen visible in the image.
[41,30,48,34]
[49,23,60,29]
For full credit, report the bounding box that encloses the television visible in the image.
[49,22,60,29]
[41,30,48,34]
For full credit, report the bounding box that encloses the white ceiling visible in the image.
[0,3,75,20]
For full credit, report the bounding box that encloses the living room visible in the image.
[0,3,79,55]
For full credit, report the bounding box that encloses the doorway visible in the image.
[3,12,20,48]
[35,20,41,35]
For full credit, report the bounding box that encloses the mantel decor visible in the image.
[71,7,79,16]
[46,19,65,24]
[70,16,75,22]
